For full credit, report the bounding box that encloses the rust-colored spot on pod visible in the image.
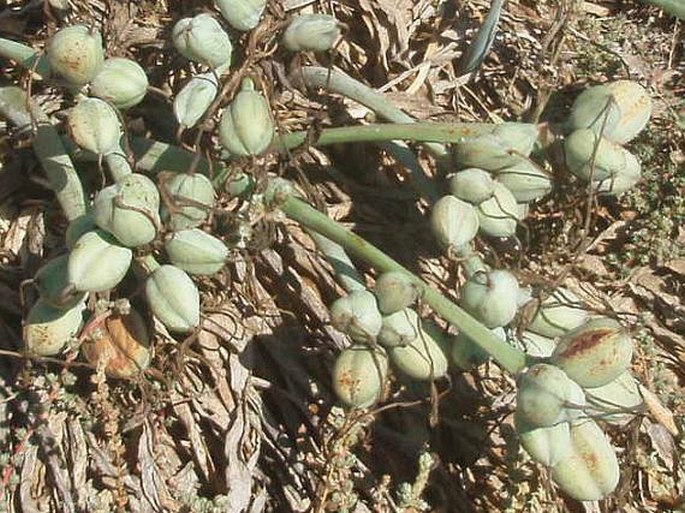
[81,308,151,378]
[551,317,633,388]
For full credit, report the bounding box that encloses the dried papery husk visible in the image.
[377,308,420,347]
[329,290,383,343]
[430,195,479,252]
[584,371,644,425]
[448,167,496,205]
[564,128,629,182]
[218,77,274,157]
[81,308,151,378]
[34,254,86,308]
[332,344,388,408]
[90,57,148,109]
[46,24,104,86]
[215,0,267,31]
[566,84,621,136]
[68,230,132,292]
[283,14,343,52]
[67,97,122,156]
[514,411,572,467]
[388,321,449,381]
[460,269,519,328]
[450,326,505,370]
[164,228,228,275]
[516,363,586,428]
[491,123,539,156]
[527,287,589,338]
[551,317,633,388]
[605,80,652,144]
[93,173,161,247]
[145,265,200,333]
[162,173,216,231]
[24,298,86,356]
[495,157,552,202]
[172,13,232,69]
[174,72,219,130]
[452,133,520,171]
[594,149,641,196]
[551,418,620,501]
[476,182,520,237]
[373,271,419,315]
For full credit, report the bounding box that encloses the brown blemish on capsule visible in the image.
[558,328,614,358]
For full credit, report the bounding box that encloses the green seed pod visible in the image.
[594,149,641,196]
[65,213,97,250]
[476,182,520,238]
[491,123,539,156]
[329,290,383,343]
[81,308,151,378]
[450,326,505,370]
[145,265,200,333]
[460,269,519,328]
[388,321,449,381]
[46,25,104,86]
[551,419,620,501]
[528,287,589,338]
[215,0,267,31]
[283,14,343,52]
[518,331,556,358]
[605,80,652,144]
[90,57,148,109]
[584,371,643,425]
[93,173,161,247]
[514,411,572,467]
[377,308,420,347]
[172,13,233,68]
[373,271,419,315]
[332,344,388,408]
[448,168,496,205]
[453,133,519,171]
[218,78,274,157]
[495,158,552,202]
[430,195,479,252]
[34,254,87,308]
[164,228,228,275]
[566,84,621,136]
[551,317,633,388]
[174,72,219,130]
[564,128,629,182]
[24,298,86,356]
[162,173,216,231]
[68,230,132,292]
[516,363,585,428]
[67,97,122,156]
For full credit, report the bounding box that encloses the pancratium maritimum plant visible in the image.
[0,4,672,507]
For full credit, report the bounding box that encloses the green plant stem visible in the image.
[104,147,133,182]
[277,122,498,149]
[299,66,448,159]
[0,37,50,77]
[278,194,528,374]
[308,231,367,293]
[0,86,86,221]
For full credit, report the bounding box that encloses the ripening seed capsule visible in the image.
[46,25,104,86]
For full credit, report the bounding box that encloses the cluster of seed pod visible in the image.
[513,310,643,501]
[331,272,452,408]
[563,80,652,195]
[431,122,552,250]
[46,25,148,108]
